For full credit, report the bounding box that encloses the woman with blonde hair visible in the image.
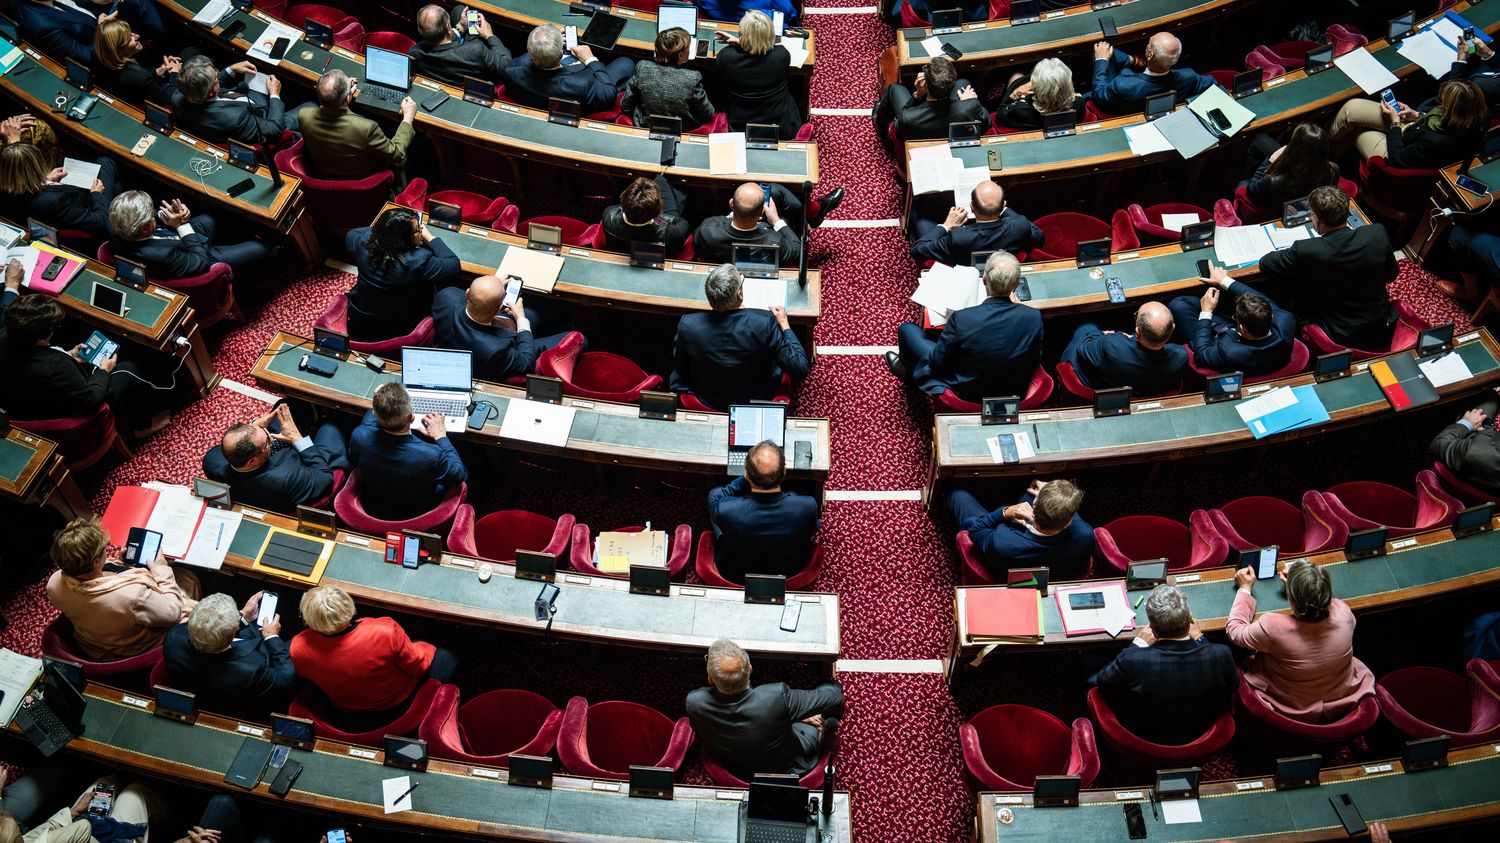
[0,142,117,240]
[621,27,715,128]
[92,17,184,105]
[994,58,1084,131]
[714,10,802,138]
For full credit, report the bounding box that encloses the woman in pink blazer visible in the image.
[1226,560,1374,723]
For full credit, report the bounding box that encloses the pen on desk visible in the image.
[214,523,225,549]
[394,781,420,804]
[322,55,333,71]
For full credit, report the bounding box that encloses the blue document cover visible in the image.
[1239,385,1330,439]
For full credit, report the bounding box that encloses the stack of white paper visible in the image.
[780,37,810,69]
[1265,224,1312,251]
[1235,385,1296,425]
[246,72,271,96]
[1418,351,1475,387]
[0,648,42,727]
[1123,121,1174,156]
[1154,109,1218,159]
[1213,224,1276,267]
[58,158,100,191]
[1397,30,1458,79]
[707,132,748,175]
[182,508,243,571]
[909,145,964,196]
[142,481,204,559]
[6,244,40,279]
[1333,47,1400,94]
[192,0,232,25]
[911,263,985,318]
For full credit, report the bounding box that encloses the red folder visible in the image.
[100,486,160,547]
[964,588,1043,641]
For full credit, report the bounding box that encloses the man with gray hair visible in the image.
[107,189,271,282]
[163,592,299,713]
[296,69,417,184]
[410,5,512,85]
[174,55,303,146]
[686,639,844,780]
[669,263,810,410]
[1089,31,1214,115]
[886,250,1043,403]
[503,23,635,113]
[1090,584,1236,744]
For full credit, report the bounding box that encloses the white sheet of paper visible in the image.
[0,221,24,250]
[1159,213,1200,233]
[1430,18,1465,48]
[58,158,100,191]
[911,263,984,317]
[952,166,989,216]
[910,155,964,197]
[1186,85,1255,137]
[141,481,205,559]
[780,36,810,69]
[1333,47,1400,94]
[0,648,42,727]
[1265,223,1313,250]
[192,0,232,25]
[1013,431,1035,459]
[1123,121,1174,156]
[181,508,242,571]
[7,245,40,281]
[1161,798,1203,824]
[741,277,787,310]
[1213,224,1276,267]
[1418,351,1475,387]
[382,776,413,814]
[500,398,577,447]
[707,132,748,175]
[246,72,270,96]
[1235,385,1296,424]
[1398,30,1458,79]
[909,144,956,162]
[247,21,304,66]
[1056,584,1133,635]
[920,36,945,58]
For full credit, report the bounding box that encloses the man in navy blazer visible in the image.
[164,593,299,715]
[910,181,1045,267]
[175,56,303,147]
[108,190,271,282]
[947,479,1095,581]
[502,24,635,114]
[1167,263,1296,376]
[431,275,575,383]
[1089,33,1214,115]
[670,264,811,410]
[347,383,468,521]
[1091,584,1238,745]
[202,403,350,514]
[708,443,821,584]
[887,251,1043,402]
[1059,301,1188,394]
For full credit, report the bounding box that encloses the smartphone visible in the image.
[1123,803,1147,839]
[269,743,291,770]
[327,832,347,843]
[87,783,115,817]
[421,90,450,112]
[941,42,963,60]
[988,147,1002,171]
[779,597,801,632]
[1105,276,1125,304]
[997,433,1019,463]
[1207,107,1230,131]
[1068,591,1106,610]
[123,527,162,567]
[1196,258,1212,279]
[467,401,492,430]
[565,25,578,50]
[1457,174,1490,196]
[222,20,247,42]
[1014,277,1032,302]
[267,37,290,61]
[401,535,421,569]
[257,591,279,627]
[760,183,773,205]
[1099,16,1117,39]
[1331,793,1366,836]
[466,9,481,35]
[1380,88,1398,109]
[502,276,522,311]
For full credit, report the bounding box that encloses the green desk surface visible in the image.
[905,0,1231,61]
[0,436,37,483]
[57,264,172,330]
[72,692,852,843]
[0,47,283,212]
[984,752,1500,841]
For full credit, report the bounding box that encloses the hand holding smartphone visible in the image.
[257,591,279,627]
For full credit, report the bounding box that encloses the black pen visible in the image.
[394,781,420,804]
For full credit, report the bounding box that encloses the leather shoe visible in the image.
[807,187,845,227]
[1436,278,1480,304]
[884,350,910,381]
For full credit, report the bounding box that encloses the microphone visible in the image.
[798,179,812,287]
[821,762,835,817]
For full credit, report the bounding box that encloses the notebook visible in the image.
[964,588,1043,642]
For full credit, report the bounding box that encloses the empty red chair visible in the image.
[1086,688,1234,780]
[448,508,573,561]
[1028,212,1114,261]
[1096,513,1228,573]
[930,365,1053,413]
[315,293,433,360]
[534,332,662,403]
[1110,208,1140,252]
[1300,299,1427,362]
[1208,492,1348,556]
[568,522,693,578]
[1431,460,1496,504]
[97,242,239,327]
[284,5,365,51]
[419,685,562,765]
[1358,156,1440,239]
[1126,203,1210,244]
[679,374,794,412]
[1236,676,1379,756]
[14,403,132,470]
[960,704,1099,791]
[1375,665,1500,746]
[393,177,512,228]
[334,474,466,534]
[701,745,832,787]
[694,532,824,591]
[289,679,441,746]
[1083,99,1119,122]
[520,216,601,248]
[1055,361,1182,403]
[1213,198,1241,228]
[1318,470,1462,539]
[276,140,395,237]
[1256,39,1318,69]
[557,696,694,780]
[363,31,416,54]
[1186,339,1311,385]
[41,617,162,683]
[1327,25,1368,56]
[1245,49,1287,79]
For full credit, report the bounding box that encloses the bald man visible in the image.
[1059,301,1188,394]
[692,182,806,266]
[430,276,579,382]
[409,4,512,85]
[297,69,417,184]
[910,180,1044,266]
[707,442,820,583]
[1089,32,1214,115]
[203,403,349,513]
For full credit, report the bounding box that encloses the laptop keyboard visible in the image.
[23,700,72,744]
[410,396,467,418]
[727,452,746,474]
[363,86,403,103]
[746,825,807,843]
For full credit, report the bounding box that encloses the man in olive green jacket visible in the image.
[296,69,416,188]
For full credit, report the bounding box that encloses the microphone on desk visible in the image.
[822,762,835,817]
[798,179,811,288]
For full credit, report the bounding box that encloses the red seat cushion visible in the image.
[968,705,1071,787]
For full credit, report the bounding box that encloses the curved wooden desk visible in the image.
[0,428,88,518]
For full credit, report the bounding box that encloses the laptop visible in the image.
[14,665,87,757]
[739,781,815,843]
[401,347,472,432]
[727,403,786,475]
[361,46,412,112]
[733,243,780,279]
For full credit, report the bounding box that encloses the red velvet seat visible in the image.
[1086,688,1234,780]
[557,696,694,780]
[315,293,434,360]
[333,473,466,534]
[1095,513,1227,573]
[959,704,1099,791]
[1244,49,1287,80]
[276,140,395,237]
[568,522,693,579]
[1300,299,1426,362]
[1374,666,1500,746]
[1319,470,1461,539]
[1028,212,1114,261]
[701,746,832,788]
[1327,24,1368,56]
[1186,339,1311,385]
[1431,460,1497,504]
[289,679,441,746]
[930,364,1053,413]
[1255,39,1318,69]
[520,216,602,248]
[393,178,512,228]
[535,332,662,403]
[680,374,794,412]
[1208,492,1347,556]
[694,532,824,591]
[97,242,239,327]
[1083,99,1118,122]
[1109,208,1139,251]
[954,531,994,585]
[1466,657,1500,695]
[446,507,574,560]
[1213,198,1241,228]
[1236,676,1379,756]
[284,5,365,51]
[41,617,163,684]
[363,31,416,54]
[613,0,664,12]
[57,227,96,259]
[1055,361,1182,404]
[418,685,563,765]
[1359,156,1440,241]
[304,467,347,511]
[14,403,132,470]
[1232,177,1359,224]
[1126,203,1210,244]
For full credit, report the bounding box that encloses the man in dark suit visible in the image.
[693,183,806,267]
[708,443,820,584]
[1089,33,1214,114]
[174,56,302,147]
[1167,263,1296,376]
[1092,584,1238,745]
[670,264,811,410]
[163,593,298,715]
[203,403,350,513]
[409,4,512,86]
[108,190,271,282]
[15,1,164,65]
[602,175,691,257]
[947,479,1095,581]
[1430,393,1500,497]
[686,639,844,781]
[873,55,989,143]
[910,180,1045,265]
[1259,186,1397,350]
[1444,33,1500,116]
[0,257,23,316]
[347,383,468,521]
[503,24,635,114]
[887,250,1043,402]
[1059,301,1188,394]
[431,275,575,383]
[298,69,416,184]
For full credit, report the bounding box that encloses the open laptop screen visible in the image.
[402,348,471,391]
[657,3,697,36]
[729,404,786,449]
[747,782,809,822]
[733,243,779,276]
[366,46,410,89]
